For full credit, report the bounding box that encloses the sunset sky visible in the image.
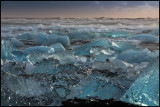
[1,1,159,18]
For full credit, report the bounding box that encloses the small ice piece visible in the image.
[53,51,75,65]
[92,61,122,73]
[24,46,55,54]
[74,38,112,55]
[10,38,25,48]
[90,47,116,62]
[36,33,48,45]
[120,57,159,106]
[49,43,65,53]
[117,49,158,63]
[25,63,35,73]
[75,55,88,63]
[16,32,36,40]
[127,34,159,43]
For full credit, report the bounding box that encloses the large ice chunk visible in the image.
[26,53,50,64]
[26,44,65,64]
[110,59,134,70]
[1,40,17,60]
[36,33,48,45]
[11,50,27,62]
[117,49,159,63]
[16,32,36,40]
[120,57,159,106]
[128,34,159,43]
[43,35,70,47]
[27,58,59,74]
[90,46,117,62]
[24,46,55,54]
[74,38,112,55]
[49,43,65,53]
[10,38,25,48]
[1,71,52,98]
[52,51,75,65]
[92,61,123,73]
[56,36,70,47]
[77,72,125,100]
[1,62,26,75]
[68,31,94,40]
[111,42,141,53]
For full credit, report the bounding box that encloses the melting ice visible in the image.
[1,18,159,106]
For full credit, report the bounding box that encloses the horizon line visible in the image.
[1,17,159,19]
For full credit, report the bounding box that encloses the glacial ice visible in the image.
[52,51,75,65]
[151,29,159,36]
[99,30,132,38]
[25,63,35,73]
[49,43,65,53]
[42,35,70,47]
[16,32,36,40]
[111,42,141,53]
[120,57,159,106]
[56,36,70,47]
[117,49,159,63]
[11,51,27,62]
[68,31,94,40]
[1,40,18,60]
[36,33,48,45]
[92,61,123,73]
[90,47,117,62]
[1,62,26,75]
[1,71,53,98]
[74,38,112,55]
[26,53,51,65]
[128,34,159,43]
[110,59,134,70]
[10,38,25,48]
[26,44,65,64]
[1,18,159,106]
[24,46,55,54]
[77,72,125,100]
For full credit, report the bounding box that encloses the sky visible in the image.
[1,1,159,18]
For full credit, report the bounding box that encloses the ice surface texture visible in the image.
[74,38,112,55]
[1,40,18,60]
[117,49,159,63]
[120,57,159,106]
[16,32,36,40]
[10,38,25,48]
[128,34,159,43]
